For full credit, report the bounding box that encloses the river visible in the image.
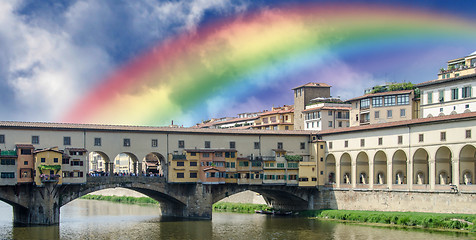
[0,200,472,240]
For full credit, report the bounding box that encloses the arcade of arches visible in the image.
[88,152,166,175]
[324,145,476,190]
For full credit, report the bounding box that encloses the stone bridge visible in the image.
[0,176,321,225]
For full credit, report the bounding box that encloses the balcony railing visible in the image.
[359,118,370,124]
[0,150,17,156]
[261,156,276,161]
[40,174,60,183]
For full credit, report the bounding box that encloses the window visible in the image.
[400,109,406,117]
[63,136,71,146]
[387,110,392,118]
[152,139,158,147]
[24,161,28,165]
[116,160,120,165]
[277,142,283,149]
[32,136,39,144]
[54,158,58,163]
[231,162,235,168]
[328,121,332,127]
[215,152,223,157]
[427,92,433,104]
[344,140,348,148]
[177,172,184,178]
[94,138,101,146]
[360,139,365,147]
[320,157,324,162]
[419,134,424,142]
[1,172,15,178]
[397,95,409,105]
[398,135,403,144]
[0,135,4,144]
[440,132,446,141]
[466,130,472,139]
[190,172,197,178]
[203,153,210,158]
[300,142,305,150]
[378,137,383,145]
[360,99,370,109]
[329,142,333,149]
[372,97,382,107]
[285,126,289,130]
[320,144,323,149]
[205,141,210,148]
[178,140,184,148]
[229,141,236,149]
[0,159,15,165]
[41,158,46,163]
[190,152,196,156]
[451,88,459,100]
[439,90,444,102]
[79,172,84,177]
[190,161,197,166]
[239,161,249,167]
[62,158,69,164]
[384,95,396,106]
[21,149,31,155]
[462,86,472,98]
[123,138,131,147]
[375,111,380,119]
[177,161,184,166]
[338,121,342,127]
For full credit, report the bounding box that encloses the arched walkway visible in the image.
[325,154,336,184]
[392,150,407,185]
[459,145,476,185]
[143,152,167,176]
[413,148,429,185]
[435,147,452,185]
[88,151,110,174]
[340,153,351,185]
[113,152,139,175]
[374,151,387,185]
[356,152,369,185]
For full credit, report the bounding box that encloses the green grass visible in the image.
[299,209,476,232]
[212,202,269,213]
[80,194,159,205]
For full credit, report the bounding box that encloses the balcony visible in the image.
[261,156,276,161]
[0,150,17,156]
[438,64,476,79]
[40,174,60,183]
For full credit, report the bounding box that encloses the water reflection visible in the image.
[0,200,473,240]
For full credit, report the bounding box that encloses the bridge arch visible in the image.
[356,152,369,185]
[435,146,452,185]
[113,152,139,175]
[459,144,476,185]
[373,151,387,185]
[392,150,407,184]
[340,153,351,185]
[325,154,336,184]
[413,148,429,184]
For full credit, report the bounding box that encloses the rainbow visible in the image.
[62,3,476,126]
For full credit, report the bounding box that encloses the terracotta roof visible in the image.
[318,112,476,135]
[292,82,331,90]
[65,148,88,153]
[302,106,351,113]
[346,90,413,102]
[34,147,63,154]
[252,122,294,128]
[416,73,476,88]
[203,167,221,172]
[259,108,294,116]
[0,121,311,136]
[15,144,34,149]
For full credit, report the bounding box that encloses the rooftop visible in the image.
[417,73,476,88]
[346,90,413,102]
[302,106,351,113]
[292,82,331,90]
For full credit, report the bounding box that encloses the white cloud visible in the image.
[0,0,248,122]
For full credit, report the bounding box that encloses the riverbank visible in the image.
[300,209,476,233]
[80,194,159,205]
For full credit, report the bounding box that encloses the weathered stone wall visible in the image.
[319,189,476,214]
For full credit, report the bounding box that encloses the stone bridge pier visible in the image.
[0,177,324,225]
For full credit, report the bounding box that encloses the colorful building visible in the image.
[34,147,63,186]
[293,82,332,130]
[16,144,34,184]
[62,148,88,184]
[253,105,294,130]
[303,101,351,131]
[0,149,18,185]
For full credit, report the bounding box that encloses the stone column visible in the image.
[351,160,357,189]
[387,159,393,190]
[336,162,341,188]
[453,157,460,187]
[429,158,436,190]
[408,159,413,190]
[369,161,374,189]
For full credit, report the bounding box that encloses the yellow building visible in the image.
[168,151,199,183]
[253,105,294,130]
[299,140,325,187]
[34,147,63,186]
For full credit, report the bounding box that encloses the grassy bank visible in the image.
[212,202,269,213]
[300,209,476,232]
[80,194,159,205]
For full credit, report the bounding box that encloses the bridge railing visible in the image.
[86,176,166,184]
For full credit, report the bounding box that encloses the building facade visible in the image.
[303,102,351,131]
[253,105,294,130]
[293,83,331,130]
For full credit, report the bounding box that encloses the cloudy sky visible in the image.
[1,0,476,126]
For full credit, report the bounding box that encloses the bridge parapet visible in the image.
[86,176,166,185]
